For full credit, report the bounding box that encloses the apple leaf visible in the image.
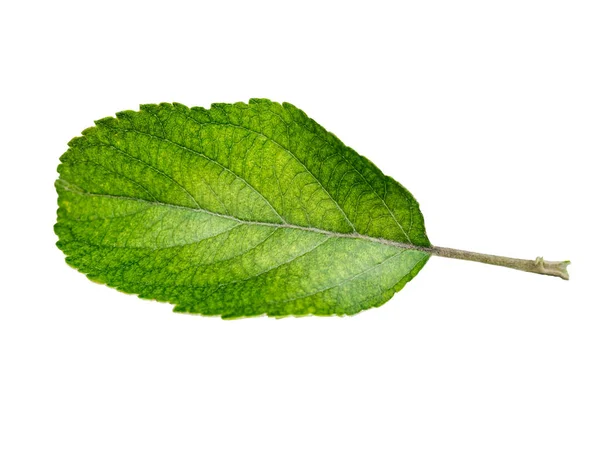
[55,99,568,318]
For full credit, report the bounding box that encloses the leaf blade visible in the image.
[56,99,430,317]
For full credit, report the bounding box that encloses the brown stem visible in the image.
[428,246,570,280]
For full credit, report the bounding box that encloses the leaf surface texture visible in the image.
[55,99,430,317]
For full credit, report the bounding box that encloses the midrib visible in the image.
[58,179,430,254]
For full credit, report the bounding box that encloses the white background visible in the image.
[1,1,598,449]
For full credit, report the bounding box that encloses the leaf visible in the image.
[55,99,431,317]
[55,99,569,318]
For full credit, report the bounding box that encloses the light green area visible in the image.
[55,99,430,317]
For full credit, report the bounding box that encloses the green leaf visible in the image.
[55,99,428,317]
